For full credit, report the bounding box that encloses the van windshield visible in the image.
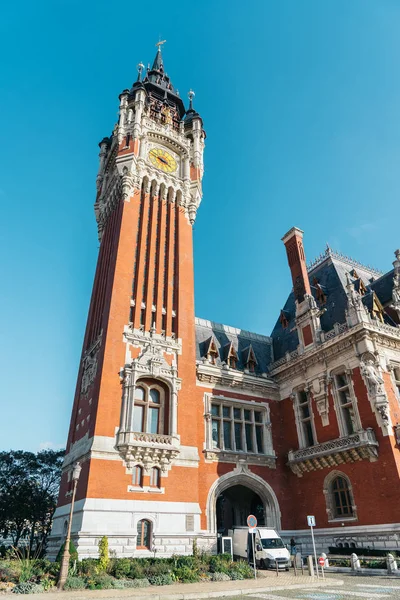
[261,538,284,549]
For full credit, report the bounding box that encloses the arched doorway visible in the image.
[216,485,265,535]
[206,468,282,534]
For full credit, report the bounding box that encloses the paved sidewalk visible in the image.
[40,573,342,600]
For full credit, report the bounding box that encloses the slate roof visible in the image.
[195,317,273,374]
[270,250,396,362]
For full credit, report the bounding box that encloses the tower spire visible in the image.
[153,39,166,71]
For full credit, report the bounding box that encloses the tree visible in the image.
[0,449,64,552]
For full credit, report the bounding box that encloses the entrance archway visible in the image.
[206,468,282,534]
[216,485,265,535]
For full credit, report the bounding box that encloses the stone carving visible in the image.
[390,249,400,318]
[360,356,391,434]
[311,374,330,426]
[80,336,101,394]
[361,359,385,397]
[288,429,379,476]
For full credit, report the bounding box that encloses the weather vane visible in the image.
[156,39,167,49]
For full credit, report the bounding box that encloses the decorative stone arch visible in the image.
[323,470,357,523]
[206,467,282,534]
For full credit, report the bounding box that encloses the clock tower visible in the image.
[49,44,206,557]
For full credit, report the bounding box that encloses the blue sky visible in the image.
[1,0,400,451]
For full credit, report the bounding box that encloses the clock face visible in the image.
[148,148,177,173]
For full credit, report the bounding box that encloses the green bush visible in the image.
[78,558,99,577]
[0,561,20,583]
[98,536,109,572]
[173,565,199,583]
[86,573,116,589]
[55,541,78,563]
[229,560,253,579]
[111,557,131,578]
[210,572,230,582]
[148,573,174,585]
[208,555,230,574]
[64,576,86,590]
[12,582,44,594]
[128,561,145,579]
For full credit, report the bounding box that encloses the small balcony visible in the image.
[287,428,379,477]
[116,431,180,471]
[204,448,277,469]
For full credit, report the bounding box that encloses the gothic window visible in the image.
[295,390,316,448]
[332,371,360,436]
[150,467,161,488]
[209,400,270,455]
[132,383,166,435]
[132,465,143,487]
[136,519,152,549]
[324,472,357,522]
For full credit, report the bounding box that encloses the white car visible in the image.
[229,527,290,570]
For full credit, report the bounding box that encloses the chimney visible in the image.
[282,227,311,303]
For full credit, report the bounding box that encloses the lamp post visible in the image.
[57,462,82,589]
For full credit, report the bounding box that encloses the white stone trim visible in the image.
[205,464,281,534]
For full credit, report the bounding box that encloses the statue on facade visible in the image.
[361,359,385,397]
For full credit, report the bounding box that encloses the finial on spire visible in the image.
[136,62,144,82]
[188,89,195,110]
[156,39,167,50]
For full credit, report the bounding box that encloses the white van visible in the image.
[229,527,290,570]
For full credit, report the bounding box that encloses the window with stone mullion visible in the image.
[211,402,265,454]
[333,372,359,436]
[393,367,400,397]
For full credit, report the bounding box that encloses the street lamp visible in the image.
[57,462,82,589]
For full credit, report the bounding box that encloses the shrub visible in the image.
[87,573,115,589]
[173,566,199,583]
[111,557,132,578]
[98,536,109,572]
[229,560,253,580]
[64,576,86,590]
[142,561,171,578]
[0,561,20,583]
[148,573,174,586]
[55,541,78,563]
[12,582,44,594]
[210,572,230,582]
[208,555,230,574]
[78,558,99,577]
[128,561,145,579]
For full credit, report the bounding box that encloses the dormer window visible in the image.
[243,345,257,373]
[224,342,238,369]
[205,337,219,365]
[279,310,289,329]
[313,278,327,305]
[370,292,384,323]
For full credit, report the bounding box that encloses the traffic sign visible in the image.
[247,514,257,528]
[307,515,316,527]
[318,557,325,567]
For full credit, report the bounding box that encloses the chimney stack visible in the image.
[282,227,311,303]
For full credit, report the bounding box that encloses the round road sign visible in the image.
[318,557,325,567]
[247,514,257,528]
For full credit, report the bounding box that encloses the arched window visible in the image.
[332,476,353,518]
[324,471,357,522]
[132,465,143,487]
[132,383,166,434]
[150,467,161,488]
[136,519,151,549]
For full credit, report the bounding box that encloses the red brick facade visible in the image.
[49,48,400,559]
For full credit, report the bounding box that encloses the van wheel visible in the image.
[262,559,269,570]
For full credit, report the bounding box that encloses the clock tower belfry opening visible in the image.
[49,44,207,558]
